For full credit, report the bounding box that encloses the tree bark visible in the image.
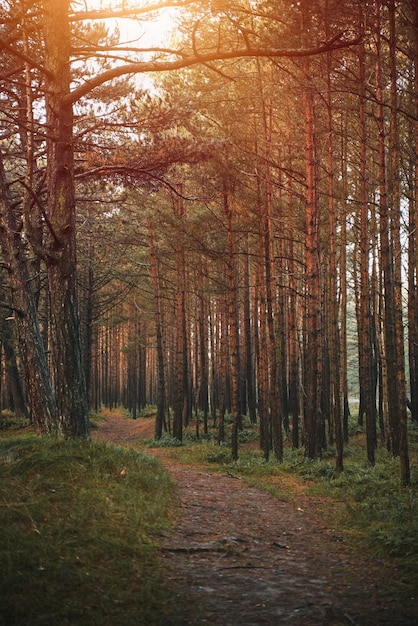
[387,0,410,485]
[43,0,88,437]
[172,191,186,442]
[374,1,406,476]
[1,320,28,418]
[223,180,241,461]
[408,0,418,426]
[147,217,166,439]
[0,153,56,434]
[357,6,377,464]
[325,37,343,472]
[303,87,321,460]
[243,238,257,425]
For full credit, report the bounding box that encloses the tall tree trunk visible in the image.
[80,246,94,410]
[374,1,405,474]
[0,153,56,434]
[197,261,209,434]
[340,118,349,443]
[303,87,322,460]
[263,126,283,462]
[325,38,343,472]
[256,253,270,460]
[43,0,88,437]
[172,190,186,442]
[285,158,300,449]
[147,217,166,439]
[208,302,217,428]
[243,238,257,424]
[217,299,228,445]
[223,179,240,461]
[358,6,377,464]
[388,0,410,485]
[408,0,418,425]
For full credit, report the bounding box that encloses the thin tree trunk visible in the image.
[325,38,343,472]
[388,0,410,485]
[374,1,403,465]
[408,0,418,425]
[197,261,209,434]
[172,190,186,442]
[208,302,217,428]
[243,238,257,424]
[217,299,228,445]
[256,254,270,460]
[147,217,166,439]
[285,158,300,449]
[358,7,377,463]
[303,87,321,459]
[223,179,240,461]
[340,118,349,443]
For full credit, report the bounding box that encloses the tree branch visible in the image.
[68,0,196,22]
[65,33,362,106]
[75,165,197,200]
[0,38,53,79]
[0,301,25,318]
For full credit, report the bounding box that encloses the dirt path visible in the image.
[92,411,418,626]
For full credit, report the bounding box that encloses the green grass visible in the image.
[0,409,30,431]
[2,410,417,622]
[0,433,178,625]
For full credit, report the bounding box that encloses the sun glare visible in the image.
[83,1,178,47]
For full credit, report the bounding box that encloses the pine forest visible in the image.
[1,0,418,490]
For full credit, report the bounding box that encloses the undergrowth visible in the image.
[0,409,30,431]
[0,433,177,625]
[2,408,417,620]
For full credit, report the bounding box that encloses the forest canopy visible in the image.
[0,0,417,484]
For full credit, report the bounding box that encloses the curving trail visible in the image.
[93,410,418,626]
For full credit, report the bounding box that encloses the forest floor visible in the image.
[92,410,418,626]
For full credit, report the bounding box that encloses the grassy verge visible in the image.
[0,429,177,625]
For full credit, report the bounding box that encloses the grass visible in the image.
[2,408,417,622]
[0,409,31,431]
[0,430,178,625]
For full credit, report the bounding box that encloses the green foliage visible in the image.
[137,405,159,418]
[205,447,231,464]
[146,433,184,447]
[87,409,104,430]
[238,427,259,444]
[0,436,177,625]
[336,461,418,561]
[146,423,220,448]
[0,410,30,431]
[352,488,418,557]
